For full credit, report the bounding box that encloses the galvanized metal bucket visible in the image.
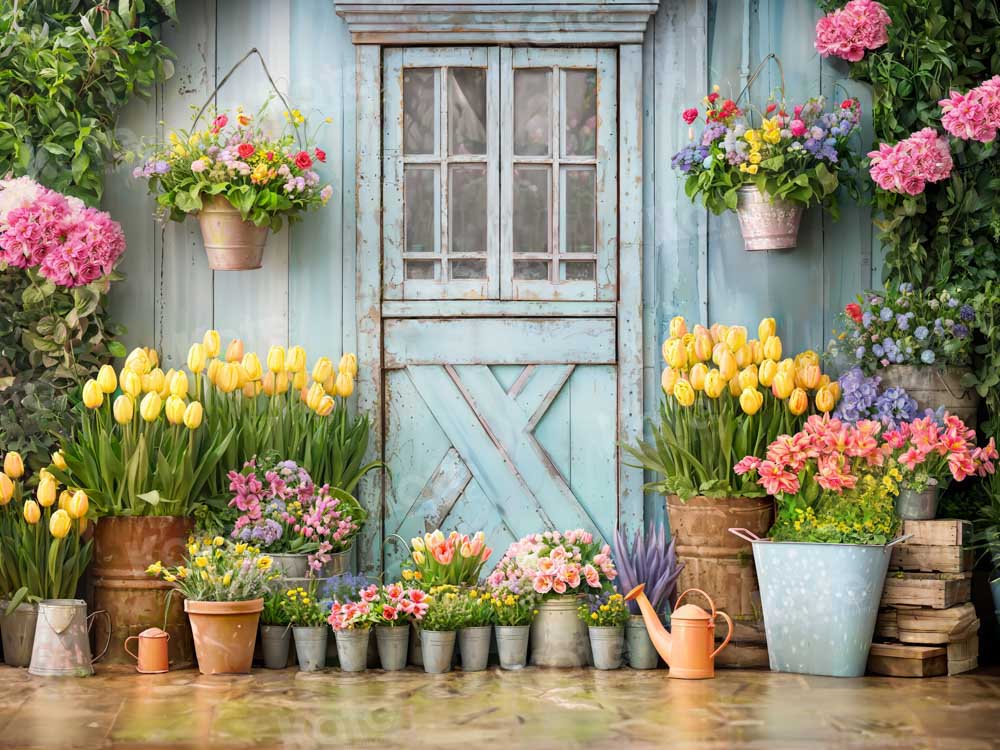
[320,549,351,578]
[409,623,424,666]
[735,186,803,251]
[626,614,659,670]
[260,624,291,669]
[589,626,625,670]
[495,625,530,670]
[459,625,492,672]
[421,629,457,674]
[530,596,591,667]
[895,484,939,521]
[29,600,110,677]
[0,600,38,668]
[375,625,409,671]
[730,529,908,677]
[335,628,370,672]
[198,195,268,271]
[293,626,328,672]
[270,554,310,579]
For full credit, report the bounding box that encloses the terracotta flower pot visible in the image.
[185,598,263,675]
[197,195,269,271]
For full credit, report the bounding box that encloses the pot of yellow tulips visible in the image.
[626,316,839,663]
[0,453,93,667]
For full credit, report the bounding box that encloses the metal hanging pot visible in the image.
[197,195,269,271]
[735,186,803,251]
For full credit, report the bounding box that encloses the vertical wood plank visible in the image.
[595,49,619,302]
[382,49,404,300]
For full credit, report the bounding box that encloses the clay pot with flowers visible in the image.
[134,105,333,270]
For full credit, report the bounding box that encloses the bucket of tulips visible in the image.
[488,528,617,667]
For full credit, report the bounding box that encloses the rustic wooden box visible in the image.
[895,603,978,645]
[901,519,971,547]
[890,544,973,573]
[881,572,972,609]
[868,642,947,677]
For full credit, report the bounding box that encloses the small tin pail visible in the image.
[29,599,110,677]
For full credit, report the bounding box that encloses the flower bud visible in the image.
[704,369,725,398]
[718,349,738,381]
[125,347,150,375]
[207,358,223,385]
[82,379,103,409]
[763,335,782,362]
[37,476,57,508]
[735,343,753,369]
[183,401,204,430]
[758,359,778,388]
[725,325,748,353]
[795,350,820,368]
[3,452,24,480]
[140,392,163,422]
[758,317,776,343]
[306,382,325,411]
[165,395,186,425]
[51,451,67,471]
[771,371,795,400]
[668,316,687,339]
[739,388,764,416]
[49,509,72,539]
[334,372,355,398]
[710,323,728,344]
[23,500,41,525]
[795,363,822,391]
[316,395,335,416]
[738,365,758,391]
[202,329,221,358]
[145,347,160,369]
[827,381,841,402]
[242,353,263,381]
[113,394,134,424]
[67,490,89,520]
[187,343,207,374]
[262,372,276,397]
[97,364,118,394]
[0,473,13,505]
[815,385,836,413]
[292,370,307,391]
[749,339,765,365]
[672,379,695,407]
[276,371,290,395]
[216,363,240,394]
[286,345,307,373]
[693,332,714,362]
[729,376,742,397]
[58,489,73,511]
[689,363,708,391]
[666,340,687,370]
[225,339,244,363]
[778,358,796,376]
[338,353,358,377]
[267,346,286,374]
[170,370,189,399]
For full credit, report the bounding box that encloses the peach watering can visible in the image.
[625,585,732,679]
[124,627,170,674]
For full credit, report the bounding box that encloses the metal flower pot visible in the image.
[735,185,803,251]
[495,625,529,670]
[270,554,310,579]
[320,548,351,578]
[895,484,939,521]
[530,595,591,667]
[335,628,370,672]
[0,600,38,668]
[589,625,625,670]
[375,625,409,671]
[421,629,457,674]
[197,195,268,271]
[458,625,492,672]
[259,624,291,669]
[626,614,660,670]
[30,599,110,677]
[409,623,423,666]
[293,626,328,672]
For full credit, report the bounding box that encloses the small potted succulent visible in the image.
[371,582,428,671]
[455,588,494,673]
[259,591,292,669]
[328,584,377,673]
[488,586,538,670]
[284,585,328,672]
[579,591,630,670]
[420,585,464,674]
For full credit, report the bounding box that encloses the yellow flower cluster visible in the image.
[2,451,89,538]
[286,587,312,605]
[660,316,840,416]
[738,118,781,176]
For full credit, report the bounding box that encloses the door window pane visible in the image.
[450,259,487,279]
[450,165,487,255]
[449,69,487,156]
[514,70,551,156]
[403,69,436,155]
[563,70,597,157]
[514,260,550,280]
[562,167,595,254]
[405,260,439,280]
[560,261,595,281]
[513,167,549,254]
[404,167,437,253]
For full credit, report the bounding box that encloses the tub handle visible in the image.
[885,534,913,549]
[728,528,762,543]
[87,610,112,664]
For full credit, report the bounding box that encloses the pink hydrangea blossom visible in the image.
[489,528,614,600]
[939,75,1000,143]
[815,0,891,62]
[867,127,953,195]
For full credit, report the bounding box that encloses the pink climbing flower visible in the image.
[868,128,953,195]
[815,0,891,62]
[939,76,1000,143]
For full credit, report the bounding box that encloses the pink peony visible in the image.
[815,0,891,62]
[868,128,953,195]
[939,76,1000,143]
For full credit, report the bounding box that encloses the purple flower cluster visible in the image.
[236,518,283,546]
[833,367,918,430]
[671,143,710,174]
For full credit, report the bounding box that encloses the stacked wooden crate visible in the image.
[868,520,979,677]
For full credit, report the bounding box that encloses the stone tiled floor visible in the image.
[0,664,998,749]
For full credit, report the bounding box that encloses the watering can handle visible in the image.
[728,528,762,543]
[87,611,112,664]
[675,588,717,619]
[710,611,734,660]
[124,635,139,662]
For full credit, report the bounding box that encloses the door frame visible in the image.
[339,2,655,576]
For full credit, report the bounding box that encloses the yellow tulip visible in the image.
[758,317,776,343]
[796,363,822,391]
[827,381,841,403]
[725,325,748,353]
[758,359,778,388]
[334,371,355,398]
[125,347,150,375]
[138,369,159,396]
[339,353,358,377]
[276,371,290,395]
[242,353,263,381]
[235,364,250,388]
[693,332,714,362]
[739,388,764,416]
[738,365,758,391]
[160,369,177,398]
[735,343,753,369]
[170,370,189,398]
[0,473,13,505]
[207,358,223,385]
[749,339,765,365]
[710,323,728,344]
[316,395,335,416]
[37,476,57,508]
[23,500,40,525]
[763,335,782,362]
[97,364,118,394]
[689,363,708,391]
[67,490,89,520]
[661,367,679,394]
[795,350,820,368]
[216,363,240,393]
[58,489,72,511]
[778,358,796,376]
[711,342,725,366]
[771,371,795,400]
[681,332,695,347]
[413,550,426,565]
[728,376,742,397]
[187,343,207,374]
[661,337,676,364]
[323,371,336,395]
[140,392,163,422]
[286,345,307,373]
[267,346,286,374]
[51,451,67,471]
[818,374,831,389]
[165,395,186,425]
[145,347,160,369]
[113,394,134,424]
[704,369,725,398]
[242,381,262,398]
[299,386,310,405]
[686,341,698,366]
[49,509,72,539]
[312,356,333,384]
[225,339,244,363]
[262,372,276,397]
[202,330,221,358]
[789,388,809,416]
[82,379,103,409]
[292,370,307,391]
[668,316,687,339]
[183,401,204,430]
[666,340,687,370]
[4,451,24,480]
[718,349,738,381]
[673,379,695,407]
[815,386,836,413]
[306,382,325,410]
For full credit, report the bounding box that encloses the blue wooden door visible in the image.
[381,47,620,575]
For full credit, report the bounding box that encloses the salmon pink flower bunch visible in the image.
[487,529,616,600]
[332,582,429,629]
[882,413,997,490]
[814,0,891,62]
[868,128,953,195]
[939,76,1000,143]
[402,529,492,587]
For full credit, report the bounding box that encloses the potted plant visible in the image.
[579,592,630,670]
[419,585,464,674]
[370,582,428,671]
[488,586,538,670]
[0,457,92,667]
[134,105,333,271]
[613,523,684,670]
[147,538,275,675]
[672,83,861,250]
[833,285,980,427]
[259,591,292,669]
[284,585,328,673]
[488,528,617,667]
[328,585,377,673]
[455,588,493,672]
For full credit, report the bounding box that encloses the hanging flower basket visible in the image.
[735,186,803,251]
[198,196,269,271]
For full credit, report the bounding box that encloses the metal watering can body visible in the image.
[29,599,110,677]
[625,585,733,679]
[125,627,171,674]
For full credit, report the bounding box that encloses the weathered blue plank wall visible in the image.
[105,0,876,529]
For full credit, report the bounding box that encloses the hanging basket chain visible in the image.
[735,53,787,124]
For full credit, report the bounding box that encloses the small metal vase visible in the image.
[293,626,329,672]
[197,195,268,271]
[626,614,659,670]
[335,628,370,673]
[495,625,530,670]
[735,186,803,251]
[420,629,457,674]
[375,625,409,671]
[458,626,492,672]
[259,624,292,669]
[588,626,625,670]
[895,484,940,521]
[0,600,38,668]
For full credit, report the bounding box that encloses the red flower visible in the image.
[707,92,719,104]
[314,147,327,163]
[294,150,313,170]
[237,143,255,159]
[845,302,863,323]
[766,103,777,114]
[841,98,857,110]
[265,151,275,161]
[210,114,228,134]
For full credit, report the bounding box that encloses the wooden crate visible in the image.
[895,604,978,645]
[868,642,947,677]
[890,544,973,573]
[881,572,972,609]
[875,609,898,640]
[901,519,971,547]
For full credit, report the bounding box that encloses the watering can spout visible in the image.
[624,584,672,665]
